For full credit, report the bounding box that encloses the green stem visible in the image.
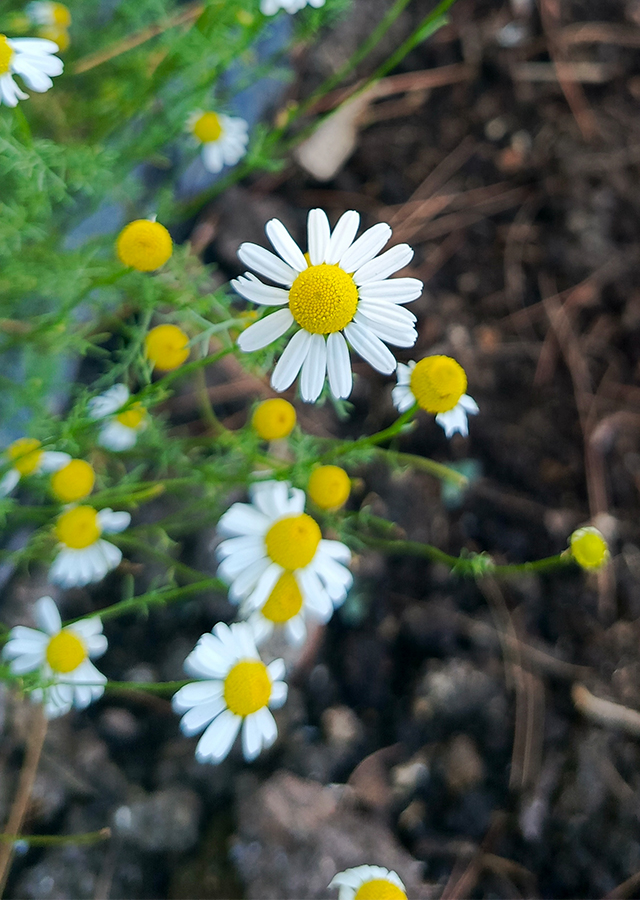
[105,679,188,694]
[371,447,468,486]
[319,405,418,462]
[68,577,223,624]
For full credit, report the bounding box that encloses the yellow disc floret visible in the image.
[116,220,173,272]
[7,438,43,476]
[262,572,303,623]
[50,459,95,503]
[46,630,86,674]
[144,324,190,372]
[289,264,358,335]
[410,356,467,414]
[116,404,146,429]
[193,111,223,143]
[223,659,271,717]
[354,880,407,900]
[265,513,321,570]
[308,465,351,511]
[570,526,609,570]
[55,506,101,549]
[252,399,296,441]
[0,36,14,76]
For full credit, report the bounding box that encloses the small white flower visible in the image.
[49,506,131,588]
[2,596,107,719]
[216,481,352,642]
[393,357,479,438]
[88,385,147,451]
[26,2,72,27]
[0,35,63,107]
[172,621,287,764]
[261,0,326,14]
[187,110,249,174]
[329,865,407,900]
[0,437,70,497]
[232,209,421,402]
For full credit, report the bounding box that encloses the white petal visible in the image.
[11,57,53,92]
[231,274,290,307]
[357,298,417,327]
[357,277,423,304]
[392,383,415,413]
[227,557,270,602]
[253,706,278,749]
[39,451,71,473]
[9,38,60,54]
[218,503,270,537]
[195,709,241,763]
[326,332,353,400]
[344,322,397,375]
[353,243,414,285]
[300,334,327,403]
[8,652,46,675]
[0,74,27,107]
[396,362,412,385]
[238,243,297,287]
[285,616,307,645]
[265,219,307,272]
[269,681,288,709]
[241,712,263,761]
[88,384,129,419]
[34,596,61,635]
[216,533,264,561]
[319,538,351,563]
[271,329,312,392]
[325,211,360,264]
[339,223,391,273]
[460,393,480,414]
[354,311,416,348]
[307,209,331,265]
[237,309,294,352]
[267,658,286,683]
[250,480,290,518]
[0,469,20,496]
[217,546,265,585]
[435,404,470,438]
[98,421,138,451]
[244,563,282,611]
[298,568,333,621]
[97,509,131,533]
[179,697,226,735]
[202,142,224,173]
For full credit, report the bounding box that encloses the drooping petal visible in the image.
[98,509,131,534]
[195,709,241,763]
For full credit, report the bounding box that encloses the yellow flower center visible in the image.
[115,404,146,429]
[354,880,407,900]
[223,659,271,717]
[307,465,350,511]
[261,572,303,623]
[55,506,101,549]
[570,527,609,570]
[50,3,72,26]
[116,220,173,272]
[144,324,190,372]
[193,111,223,143]
[409,355,467,414]
[252,399,296,441]
[288,264,358,335]
[0,36,14,76]
[46,630,87,674]
[7,438,43,476]
[264,513,321,570]
[38,25,70,51]
[50,459,95,503]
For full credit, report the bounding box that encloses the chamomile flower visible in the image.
[187,110,249,174]
[172,621,287,764]
[0,438,70,497]
[49,506,131,588]
[232,209,421,402]
[261,0,326,14]
[50,459,95,504]
[251,398,296,441]
[329,866,407,900]
[144,324,190,372]
[116,219,173,272]
[88,384,147,451]
[0,34,63,107]
[217,480,352,644]
[308,465,351,511]
[26,3,71,51]
[2,595,107,719]
[569,526,609,570]
[393,356,479,438]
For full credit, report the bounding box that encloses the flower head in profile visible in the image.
[393,356,479,438]
[187,110,249,174]
[88,384,148,451]
[49,506,131,588]
[2,596,107,719]
[26,3,71,51]
[569,526,609,570]
[232,209,421,402]
[217,480,352,645]
[329,866,407,900]
[172,621,287,764]
[116,219,173,272]
[0,35,63,107]
[0,438,70,497]
[261,0,326,14]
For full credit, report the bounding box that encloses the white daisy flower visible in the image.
[172,621,287,764]
[26,2,72,28]
[216,481,352,642]
[232,209,422,402]
[261,0,326,14]
[0,34,63,107]
[187,110,249,174]
[49,506,131,588]
[329,865,407,900]
[0,437,70,497]
[88,384,147,451]
[392,356,479,438]
[2,595,107,719]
